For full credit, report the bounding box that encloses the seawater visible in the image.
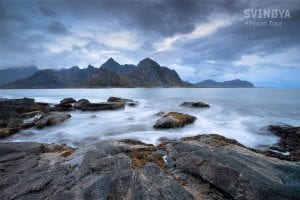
[1,88,299,148]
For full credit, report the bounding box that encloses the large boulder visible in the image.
[60,98,76,105]
[0,99,49,137]
[73,99,90,108]
[180,101,210,108]
[107,96,139,107]
[153,112,196,129]
[35,112,71,129]
[0,98,49,120]
[53,98,77,112]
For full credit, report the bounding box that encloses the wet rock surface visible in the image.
[262,125,300,161]
[0,128,19,138]
[0,97,135,138]
[0,135,299,200]
[35,112,71,129]
[76,102,125,111]
[107,96,139,107]
[60,97,76,105]
[74,99,90,108]
[154,112,196,129]
[180,101,210,108]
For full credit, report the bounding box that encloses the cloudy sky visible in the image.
[1,0,300,87]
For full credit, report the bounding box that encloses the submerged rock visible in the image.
[0,135,299,200]
[107,96,139,107]
[153,112,196,129]
[180,101,210,108]
[35,111,71,129]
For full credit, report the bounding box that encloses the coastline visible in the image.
[1,134,299,199]
[0,96,299,199]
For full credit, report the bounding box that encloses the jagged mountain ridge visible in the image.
[127,58,187,87]
[1,58,189,88]
[100,58,135,74]
[0,58,255,88]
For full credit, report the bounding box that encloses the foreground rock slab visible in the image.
[154,112,196,129]
[0,134,299,200]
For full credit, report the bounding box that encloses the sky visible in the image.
[0,0,300,87]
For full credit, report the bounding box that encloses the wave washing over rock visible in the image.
[3,88,299,148]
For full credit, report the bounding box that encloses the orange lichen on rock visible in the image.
[130,148,167,171]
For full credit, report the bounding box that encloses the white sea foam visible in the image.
[1,88,299,148]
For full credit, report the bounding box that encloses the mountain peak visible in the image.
[70,66,80,70]
[138,58,159,68]
[101,57,120,68]
[87,64,96,69]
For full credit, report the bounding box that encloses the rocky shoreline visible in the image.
[0,97,300,199]
[0,134,299,200]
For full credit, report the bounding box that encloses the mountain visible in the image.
[127,58,189,87]
[0,66,38,84]
[194,79,254,88]
[0,65,129,88]
[1,58,188,88]
[100,58,135,74]
[79,69,131,87]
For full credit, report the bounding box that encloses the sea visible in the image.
[1,88,299,149]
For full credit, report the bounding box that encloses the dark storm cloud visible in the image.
[0,0,300,87]
[47,21,69,34]
[55,0,251,37]
[39,6,56,17]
